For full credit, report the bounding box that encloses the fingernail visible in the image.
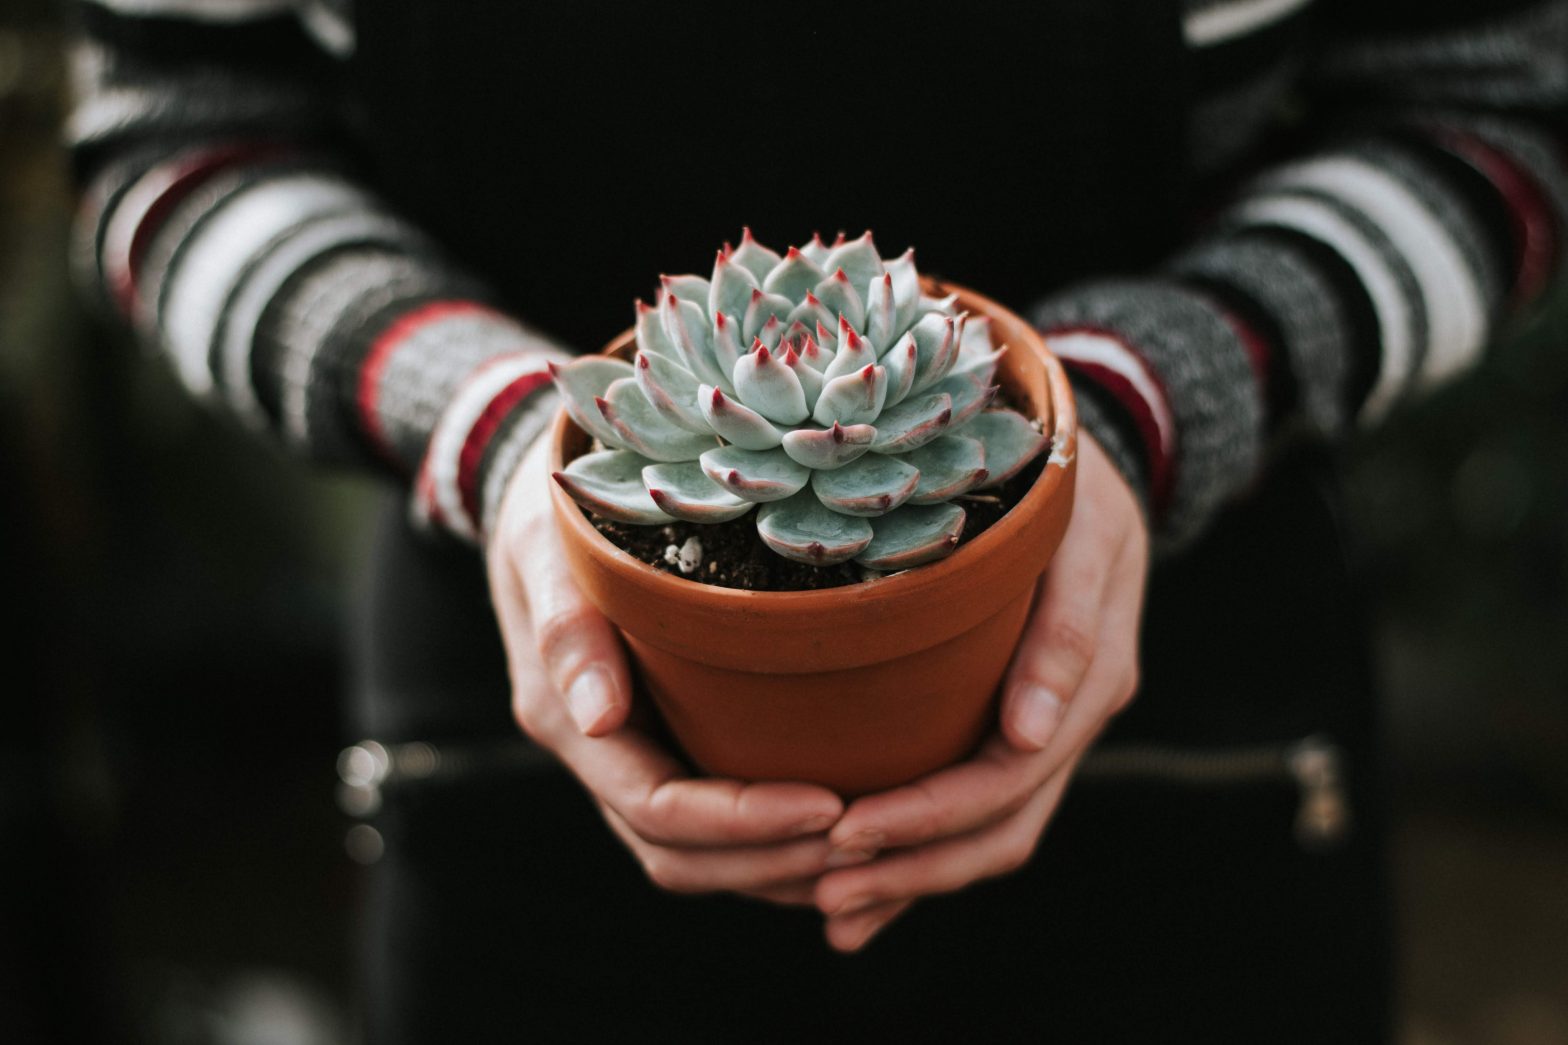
[833,829,884,854]
[1012,686,1063,749]
[566,667,616,733]
[825,848,875,869]
[793,813,838,836]
[833,893,873,917]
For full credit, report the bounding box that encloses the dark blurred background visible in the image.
[3,4,1566,1043]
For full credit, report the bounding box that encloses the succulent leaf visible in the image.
[820,231,885,294]
[905,434,988,504]
[698,384,784,450]
[948,345,1005,384]
[798,333,832,373]
[661,293,728,390]
[699,445,810,503]
[634,350,708,433]
[661,274,711,314]
[711,311,746,376]
[743,289,795,342]
[909,312,958,392]
[927,370,997,428]
[780,345,824,409]
[958,313,992,354]
[730,226,782,283]
[886,248,921,334]
[754,315,786,351]
[820,322,876,383]
[709,252,759,321]
[599,377,717,461]
[967,409,1050,489]
[810,452,920,517]
[881,332,919,408]
[921,291,960,315]
[855,502,967,570]
[781,421,875,470]
[761,246,825,302]
[813,268,866,331]
[814,319,839,357]
[865,272,898,353]
[555,450,673,525]
[643,461,754,523]
[550,356,635,448]
[757,491,874,565]
[785,292,835,336]
[798,230,834,267]
[868,391,952,453]
[635,298,680,358]
[733,343,810,425]
[812,364,888,426]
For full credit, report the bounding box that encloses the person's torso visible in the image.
[350,0,1190,347]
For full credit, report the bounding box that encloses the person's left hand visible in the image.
[810,430,1151,952]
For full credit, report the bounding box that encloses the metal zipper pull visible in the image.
[1286,735,1350,850]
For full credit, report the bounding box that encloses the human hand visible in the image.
[486,437,856,902]
[812,430,1150,951]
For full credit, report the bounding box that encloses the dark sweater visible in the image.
[68,0,1568,550]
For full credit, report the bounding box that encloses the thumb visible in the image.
[999,517,1113,753]
[495,453,633,737]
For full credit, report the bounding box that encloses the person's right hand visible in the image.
[485,437,860,904]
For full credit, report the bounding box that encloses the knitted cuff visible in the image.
[1169,230,1355,443]
[1033,278,1265,550]
[412,352,566,544]
[1066,374,1152,519]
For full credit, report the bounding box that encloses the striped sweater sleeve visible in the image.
[67,0,569,544]
[1034,0,1568,551]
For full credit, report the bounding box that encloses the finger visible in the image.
[1021,559,1148,781]
[824,900,913,953]
[999,516,1120,753]
[552,720,843,847]
[817,765,1073,917]
[601,803,863,895]
[826,734,1045,854]
[492,442,633,737]
[739,880,821,908]
[514,518,634,738]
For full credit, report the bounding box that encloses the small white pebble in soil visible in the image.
[663,544,681,566]
[673,536,704,574]
[708,561,717,574]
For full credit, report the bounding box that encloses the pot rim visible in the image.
[547,279,1077,607]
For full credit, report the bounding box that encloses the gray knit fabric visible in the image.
[1033,279,1264,550]
[67,0,1568,548]
[1345,137,1507,316]
[1067,378,1152,520]
[1170,231,1354,442]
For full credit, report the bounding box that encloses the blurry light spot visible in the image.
[337,741,388,788]
[1451,446,1533,541]
[345,824,384,864]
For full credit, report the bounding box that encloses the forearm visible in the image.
[69,0,569,542]
[1036,0,1568,551]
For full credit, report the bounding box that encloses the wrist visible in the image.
[412,354,562,544]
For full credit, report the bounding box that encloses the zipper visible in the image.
[1079,733,1351,851]
[337,733,1351,853]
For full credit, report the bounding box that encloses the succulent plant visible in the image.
[551,230,1049,570]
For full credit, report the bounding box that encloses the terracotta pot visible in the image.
[548,280,1077,796]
